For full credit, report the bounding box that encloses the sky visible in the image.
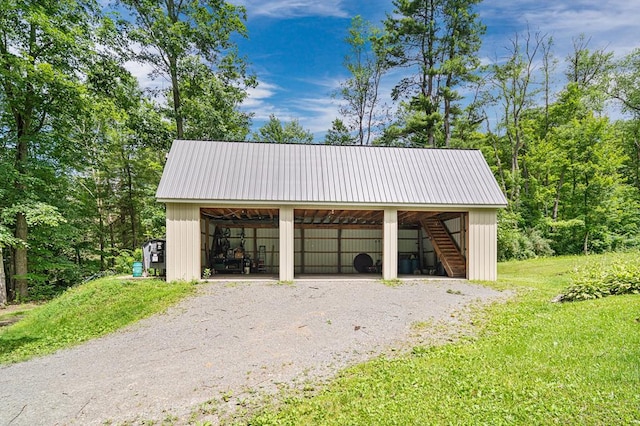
[129,1,640,141]
[225,0,639,141]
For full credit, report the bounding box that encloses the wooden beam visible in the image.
[300,227,305,274]
[337,228,342,273]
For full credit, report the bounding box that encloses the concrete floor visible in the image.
[203,273,456,282]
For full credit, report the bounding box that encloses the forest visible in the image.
[1,0,639,302]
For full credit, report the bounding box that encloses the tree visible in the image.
[0,0,97,298]
[338,16,387,145]
[382,0,485,147]
[252,115,314,144]
[117,0,253,139]
[177,56,254,141]
[485,30,548,209]
[74,56,170,269]
[324,119,354,145]
[566,35,613,89]
[610,48,640,115]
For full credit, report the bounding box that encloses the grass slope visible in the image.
[0,277,194,364]
[251,253,640,425]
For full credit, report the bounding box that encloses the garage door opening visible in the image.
[294,209,383,276]
[199,208,467,280]
[201,208,280,277]
[398,211,467,278]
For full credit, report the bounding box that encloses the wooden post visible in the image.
[204,215,210,268]
[300,227,305,274]
[253,227,258,262]
[417,227,424,272]
[337,228,342,273]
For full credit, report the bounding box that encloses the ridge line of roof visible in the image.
[171,139,483,152]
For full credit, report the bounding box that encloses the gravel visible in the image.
[0,278,507,425]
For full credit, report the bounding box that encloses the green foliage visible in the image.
[253,114,314,144]
[117,0,252,139]
[113,249,143,274]
[249,253,640,425]
[498,211,553,261]
[559,257,640,302]
[324,119,354,145]
[0,276,194,364]
[381,0,485,147]
[337,15,387,146]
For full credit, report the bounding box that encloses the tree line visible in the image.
[1,0,639,302]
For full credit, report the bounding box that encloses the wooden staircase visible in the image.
[420,217,466,278]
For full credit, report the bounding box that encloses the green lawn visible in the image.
[249,253,640,425]
[0,277,194,364]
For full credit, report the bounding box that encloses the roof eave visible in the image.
[156,198,508,210]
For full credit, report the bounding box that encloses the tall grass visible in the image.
[250,253,640,425]
[0,277,194,364]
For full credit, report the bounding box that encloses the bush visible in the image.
[112,249,143,274]
[558,258,640,302]
[498,224,553,261]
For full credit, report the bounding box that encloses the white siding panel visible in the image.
[468,209,497,281]
[279,207,294,281]
[383,208,398,279]
[166,203,201,282]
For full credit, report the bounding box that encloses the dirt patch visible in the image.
[0,279,508,425]
[0,303,38,327]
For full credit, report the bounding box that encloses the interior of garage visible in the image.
[200,208,467,278]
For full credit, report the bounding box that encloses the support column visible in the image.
[279,206,295,281]
[468,209,497,281]
[383,208,398,280]
[166,203,201,282]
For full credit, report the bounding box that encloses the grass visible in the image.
[0,276,194,364]
[249,252,640,425]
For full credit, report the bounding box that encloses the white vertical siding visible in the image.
[383,208,398,279]
[468,209,498,281]
[279,206,294,281]
[166,203,201,282]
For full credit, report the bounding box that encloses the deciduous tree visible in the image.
[0,0,97,298]
[117,0,253,139]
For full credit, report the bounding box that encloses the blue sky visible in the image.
[226,0,638,141]
[127,1,639,140]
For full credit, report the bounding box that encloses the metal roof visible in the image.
[156,140,508,207]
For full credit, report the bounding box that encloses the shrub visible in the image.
[558,258,640,302]
[112,249,143,274]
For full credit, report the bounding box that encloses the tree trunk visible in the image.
[169,56,183,139]
[14,129,29,299]
[0,247,7,306]
[552,169,565,221]
[583,231,589,255]
[14,212,28,299]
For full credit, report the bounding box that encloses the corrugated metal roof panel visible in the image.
[156,140,508,207]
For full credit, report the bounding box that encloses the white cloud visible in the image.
[481,1,638,57]
[124,60,164,91]
[237,0,349,19]
[291,96,343,134]
[243,80,280,109]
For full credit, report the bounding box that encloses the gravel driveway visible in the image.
[0,278,506,425]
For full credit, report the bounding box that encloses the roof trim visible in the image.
[158,199,507,210]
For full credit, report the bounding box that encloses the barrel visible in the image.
[132,261,143,277]
[411,258,419,273]
[398,258,411,274]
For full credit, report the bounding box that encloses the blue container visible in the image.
[411,258,419,273]
[132,261,143,277]
[398,258,411,274]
